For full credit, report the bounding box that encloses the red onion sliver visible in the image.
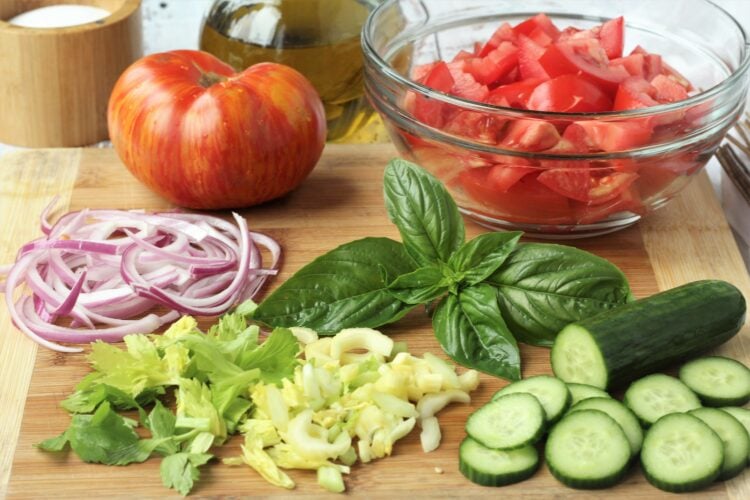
[0,207,281,352]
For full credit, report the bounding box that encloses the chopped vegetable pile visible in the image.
[38,303,479,495]
[0,203,280,352]
[398,13,702,227]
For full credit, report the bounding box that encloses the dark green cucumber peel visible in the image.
[552,280,746,390]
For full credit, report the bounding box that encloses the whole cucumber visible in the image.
[551,280,746,389]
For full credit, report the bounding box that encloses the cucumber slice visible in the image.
[720,406,750,464]
[466,393,545,450]
[567,383,611,406]
[492,375,571,424]
[641,413,723,492]
[679,356,750,407]
[459,437,539,486]
[623,374,701,426]
[569,397,643,457]
[551,325,608,388]
[545,409,631,489]
[689,408,750,480]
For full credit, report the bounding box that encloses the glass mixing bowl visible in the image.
[363,0,750,237]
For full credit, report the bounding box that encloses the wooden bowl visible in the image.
[0,1,142,147]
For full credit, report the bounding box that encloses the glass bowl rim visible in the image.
[362,0,750,120]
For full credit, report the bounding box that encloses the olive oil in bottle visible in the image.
[200,0,387,143]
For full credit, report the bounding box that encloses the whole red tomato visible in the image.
[108,50,326,209]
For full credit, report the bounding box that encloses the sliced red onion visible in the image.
[0,207,281,352]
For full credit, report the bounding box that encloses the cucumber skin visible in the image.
[555,280,745,390]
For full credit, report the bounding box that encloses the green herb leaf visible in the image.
[37,431,70,452]
[254,237,417,334]
[160,452,213,496]
[383,158,464,266]
[49,402,154,465]
[86,335,173,398]
[61,384,141,414]
[486,243,634,346]
[236,327,299,383]
[387,266,449,305]
[433,286,520,380]
[448,231,522,286]
[143,401,180,456]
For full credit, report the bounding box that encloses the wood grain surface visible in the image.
[1,145,749,498]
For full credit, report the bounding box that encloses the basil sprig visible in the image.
[254,159,632,379]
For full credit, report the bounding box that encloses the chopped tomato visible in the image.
[517,35,550,80]
[558,17,623,59]
[412,61,454,127]
[651,74,689,103]
[613,77,658,111]
[537,169,592,202]
[574,186,643,224]
[420,60,454,91]
[539,40,629,94]
[411,62,438,82]
[610,54,645,77]
[487,164,537,192]
[631,46,669,82]
[513,13,561,42]
[572,120,653,152]
[443,111,504,144]
[479,22,516,57]
[538,169,638,204]
[488,78,545,108]
[598,17,624,59]
[500,119,560,151]
[449,68,490,101]
[460,168,574,224]
[527,75,612,113]
[463,42,519,86]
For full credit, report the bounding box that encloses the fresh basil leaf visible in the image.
[383,158,464,266]
[254,237,416,334]
[161,452,213,496]
[387,266,449,305]
[433,285,521,380]
[459,284,520,380]
[448,231,522,286]
[486,243,633,346]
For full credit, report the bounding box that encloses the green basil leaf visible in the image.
[383,158,464,266]
[433,285,521,380]
[448,231,522,286]
[254,237,416,334]
[387,266,449,305]
[486,243,633,346]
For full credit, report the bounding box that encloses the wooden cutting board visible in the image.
[1,145,749,499]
